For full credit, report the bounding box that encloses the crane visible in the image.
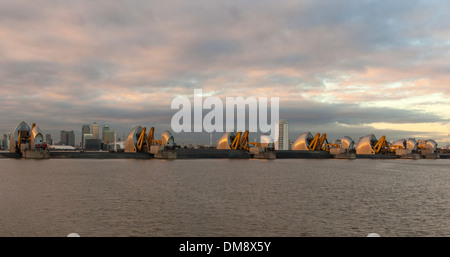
[308,133,332,151]
[147,126,162,146]
[373,135,386,154]
[136,127,147,152]
[230,130,261,150]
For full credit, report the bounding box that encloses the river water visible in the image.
[0,158,449,237]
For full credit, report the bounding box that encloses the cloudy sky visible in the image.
[0,0,449,146]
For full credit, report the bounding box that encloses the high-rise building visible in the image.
[5,133,10,149]
[2,134,9,149]
[83,134,93,148]
[104,131,115,144]
[67,131,75,147]
[102,125,110,142]
[60,130,75,146]
[92,122,99,139]
[60,131,68,145]
[85,135,101,151]
[45,134,53,145]
[81,125,90,148]
[275,119,289,150]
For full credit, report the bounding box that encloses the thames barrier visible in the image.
[0,121,448,160]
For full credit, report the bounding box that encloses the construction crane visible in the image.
[228,130,261,150]
[136,127,147,152]
[373,135,386,154]
[147,126,162,146]
[308,133,328,151]
[323,142,341,152]
[230,131,244,150]
[293,132,343,152]
[356,134,389,155]
[308,133,341,151]
[125,125,176,153]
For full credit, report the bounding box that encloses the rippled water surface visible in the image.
[0,158,449,236]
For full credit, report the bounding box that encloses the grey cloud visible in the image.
[0,1,43,22]
[281,101,447,125]
[0,60,61,87]
[75,59,117,81]
[187,39,241,62]
[287,0,415,43]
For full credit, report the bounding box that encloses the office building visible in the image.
[81,125,90,148]
[92,122,99,139]
[60,130,75,146]
[45,134,53,145]
[102,125,110,138]
[83,134,93,148]
[104,131,115,144]
[85,138,102,151]
[60,131,68,145]
[2,133,10,149]
[67,131,75,147]
[275,119,289,150]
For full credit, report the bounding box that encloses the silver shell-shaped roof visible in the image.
[217,132,236,150]
[392,139,406,149]
[125,126,144,153]
[292,132,313,150]
[12,121,31,143]
[425,139,437,151]
[30,124,44,150]
[10,121,31,152]
[161,130,175,146]
[417,139,438,152]
[356,134,377,154]
[341,136,354,150]
[406,138,418,151]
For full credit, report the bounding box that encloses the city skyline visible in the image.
[3,119,448,150]
[0,1,448,146]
